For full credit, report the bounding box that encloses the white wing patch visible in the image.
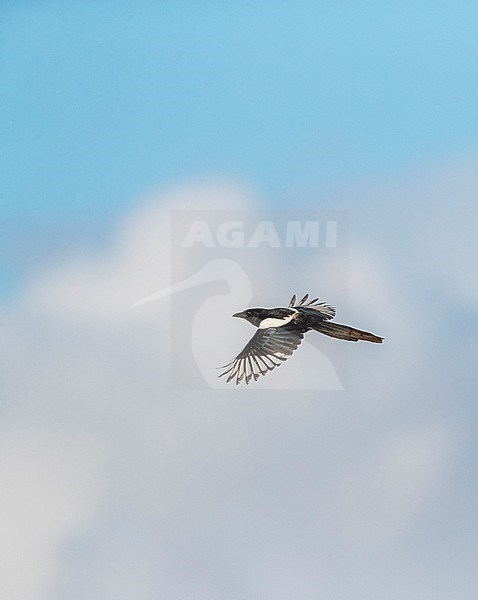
[258,310,297,329]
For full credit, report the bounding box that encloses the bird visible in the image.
[219,293,383,385]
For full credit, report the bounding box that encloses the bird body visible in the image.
[220,293,383,385]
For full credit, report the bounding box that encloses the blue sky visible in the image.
[2,1,478,223]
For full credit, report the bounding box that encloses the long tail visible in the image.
[314,321,383,343]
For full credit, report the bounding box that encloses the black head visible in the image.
[232,308,268,327]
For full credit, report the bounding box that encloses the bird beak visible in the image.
[232,311,244,318]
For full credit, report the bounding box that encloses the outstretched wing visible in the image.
[219,325,304,385]
[288,292,336,320]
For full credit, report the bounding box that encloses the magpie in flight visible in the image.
[219,293,383,385]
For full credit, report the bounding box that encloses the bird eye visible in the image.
[246,310,252,317]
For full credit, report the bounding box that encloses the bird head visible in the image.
[232,308,268,327]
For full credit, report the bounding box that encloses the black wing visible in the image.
[219,325,304,385]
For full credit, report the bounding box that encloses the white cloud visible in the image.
[25,181,255,323]
[0,432,101,600]
[331,424,455,548]
[2,172,474,599]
